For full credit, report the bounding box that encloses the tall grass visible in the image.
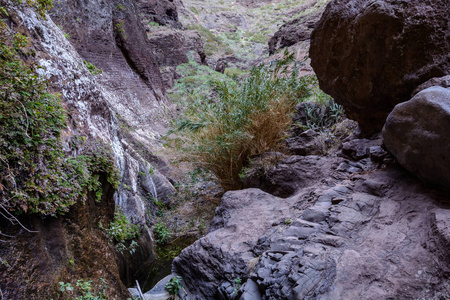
[173,52,313,190]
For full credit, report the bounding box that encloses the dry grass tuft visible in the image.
[172,52,313,190]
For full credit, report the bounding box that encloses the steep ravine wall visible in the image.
[0,0,179,297]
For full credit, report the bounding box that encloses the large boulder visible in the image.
[310,0,450,135]
[383,86,450,189]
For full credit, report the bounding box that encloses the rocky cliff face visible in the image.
[266,0,330,76]
[47,0,179,226]
[0,0,180,296]
[138,0,182,29]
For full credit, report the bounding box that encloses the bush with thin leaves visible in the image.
[173,52,313,190]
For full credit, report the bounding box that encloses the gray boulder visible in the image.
[383,86,450,189]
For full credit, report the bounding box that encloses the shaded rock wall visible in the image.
[138,0,182,29]
[310,0,450,135]
[0,0,179,296]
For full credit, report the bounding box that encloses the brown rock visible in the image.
[310,0,450,135]
[268,0,324,55]
[147,30,189,67]
[137,0,182,29]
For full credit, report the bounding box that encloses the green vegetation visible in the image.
[224,67,247,80]
[165,276,183,296]
[232,277,242,295]
[106,210,140,254]
[147,21,160,30]
[0,6,118,216]
[59,278,109,299]
[115,20,126,39]
[172,52,313,189]
[83,60,103,75]
[115,3,125,11]
[297,76,344,131]
[187,24,233,56]
[167,53,233,103]
[153,222,171,245]
[13,0,53,19]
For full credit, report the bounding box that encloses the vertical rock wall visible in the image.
[0,0,180,296]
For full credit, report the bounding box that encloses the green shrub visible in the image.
[168,54,231,104]
[83,60,103,75]
[173,52,313,189]
[165,276,183,296]
[300,76,344,131]
[153,222,171,245]
[106,210,140,253]
[59,278,109,299]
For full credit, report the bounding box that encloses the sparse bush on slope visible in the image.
[173,52,313,190]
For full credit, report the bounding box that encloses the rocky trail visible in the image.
[172,138,450,299]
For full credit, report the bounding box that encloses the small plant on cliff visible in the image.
[59,278,108,299]
[232,277,242,295]
[10,0,53,19]
[83,60,103,75]
[172,51,313,189]
[153,222,171,245]
[107,210,141,254]
[115,20,127,39]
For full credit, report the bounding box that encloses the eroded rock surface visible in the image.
[0,0,177,296]
[310,0,450,134]
[268,0,324,55]
[137,0,182,29]
[173,139,450,299]
[383,86,450,189]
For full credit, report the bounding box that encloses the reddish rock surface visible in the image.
[310,0,450,135]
